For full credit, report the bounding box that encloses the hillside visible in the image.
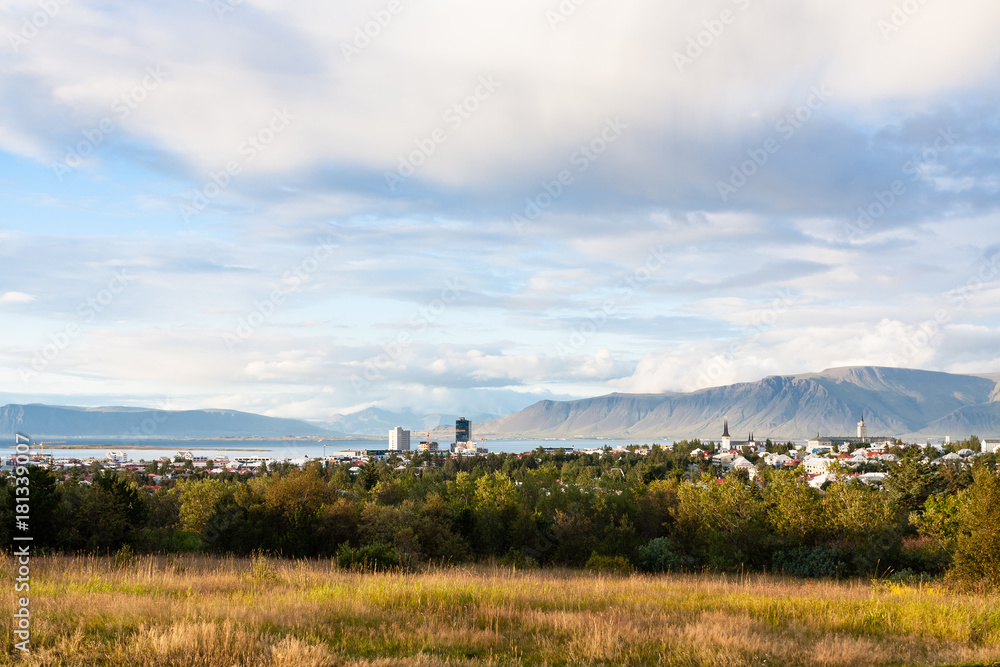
[479,366,1000,440]
[0,404,341,438]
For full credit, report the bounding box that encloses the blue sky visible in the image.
[1,0,999,423]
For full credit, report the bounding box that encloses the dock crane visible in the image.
[415,425,457,452]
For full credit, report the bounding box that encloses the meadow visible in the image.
[4,554,1000,666]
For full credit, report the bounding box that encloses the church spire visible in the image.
[722,418,730,438]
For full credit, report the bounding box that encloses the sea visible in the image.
[8,437,680,462]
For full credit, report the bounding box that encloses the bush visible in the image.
[772,546,847,578]
[497,547,538,569]
[112,544,136,570]
[637,537,698,572]
[336,542,401,571]
[950,467,1000,589]
[245,551,279,584]
[585,552,633,576]
[897,538,950,576]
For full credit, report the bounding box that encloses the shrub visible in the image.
[497,547,538,569]
[245,551,279,584]
[112,544,136,570]
[585,552,633,576]
[637,537,698,572]
[336,542,401,571]
[950,467,1000,588]
[772,546,847,578]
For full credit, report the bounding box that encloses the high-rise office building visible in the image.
[455,418,470,443]
[389,426,411,451]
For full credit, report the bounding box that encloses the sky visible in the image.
[1,0,999,424]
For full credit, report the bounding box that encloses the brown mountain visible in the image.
[480,366,1000,440]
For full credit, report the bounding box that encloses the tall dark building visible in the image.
[455,418,470,443]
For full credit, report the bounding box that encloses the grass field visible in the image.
[3,554,1000,666]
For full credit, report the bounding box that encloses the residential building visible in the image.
[803,457,832,474]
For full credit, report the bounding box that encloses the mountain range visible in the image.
[0,404,341,438]
[5,367,999,441]
[478,367,1000,440]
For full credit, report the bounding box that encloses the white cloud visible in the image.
[0,291,35,303]
[2,0,999,419]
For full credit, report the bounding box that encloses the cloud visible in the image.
[0,291,35,303]
[2,0,1000,419]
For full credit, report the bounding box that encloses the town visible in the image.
[4,415,995,494]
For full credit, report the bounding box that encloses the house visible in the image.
[763,453,792,467]
[730,456,754,471]
[854,472,886,486]
[807,473,831,489]
[803,457,832,474]
[712,452,735,467]
[982,439,1000,454]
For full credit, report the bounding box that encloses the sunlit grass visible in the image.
[3,554,1000,666]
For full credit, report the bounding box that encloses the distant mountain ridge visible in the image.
[0,404,343,438]
[479,367,1000,440]
[8,367,998,440]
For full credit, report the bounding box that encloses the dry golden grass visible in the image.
[3,554,1000,666]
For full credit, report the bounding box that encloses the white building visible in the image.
[855,472,886,486]
[763,453,793,467]
[389,426,411,451]
[981,439,1000,454]
[718,418,764,453]
[803,457,832,474]
[234,455,272,467]
[730,456,754,471]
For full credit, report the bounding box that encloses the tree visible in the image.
[950,467,1000,587]
[672,474,771,570]
[472,472,519,556]
[884,448,943,515]
[824,480,900,574]
[912,491,963,558]
[94,471,148,530]
[763,470,826,548]
[178,478,233,533]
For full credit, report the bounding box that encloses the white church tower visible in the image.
[857,413,868,443]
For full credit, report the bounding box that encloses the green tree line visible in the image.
[3,445,999,585]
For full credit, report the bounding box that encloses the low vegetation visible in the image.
[4,444,1000,586]
[4,554,1000,666]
